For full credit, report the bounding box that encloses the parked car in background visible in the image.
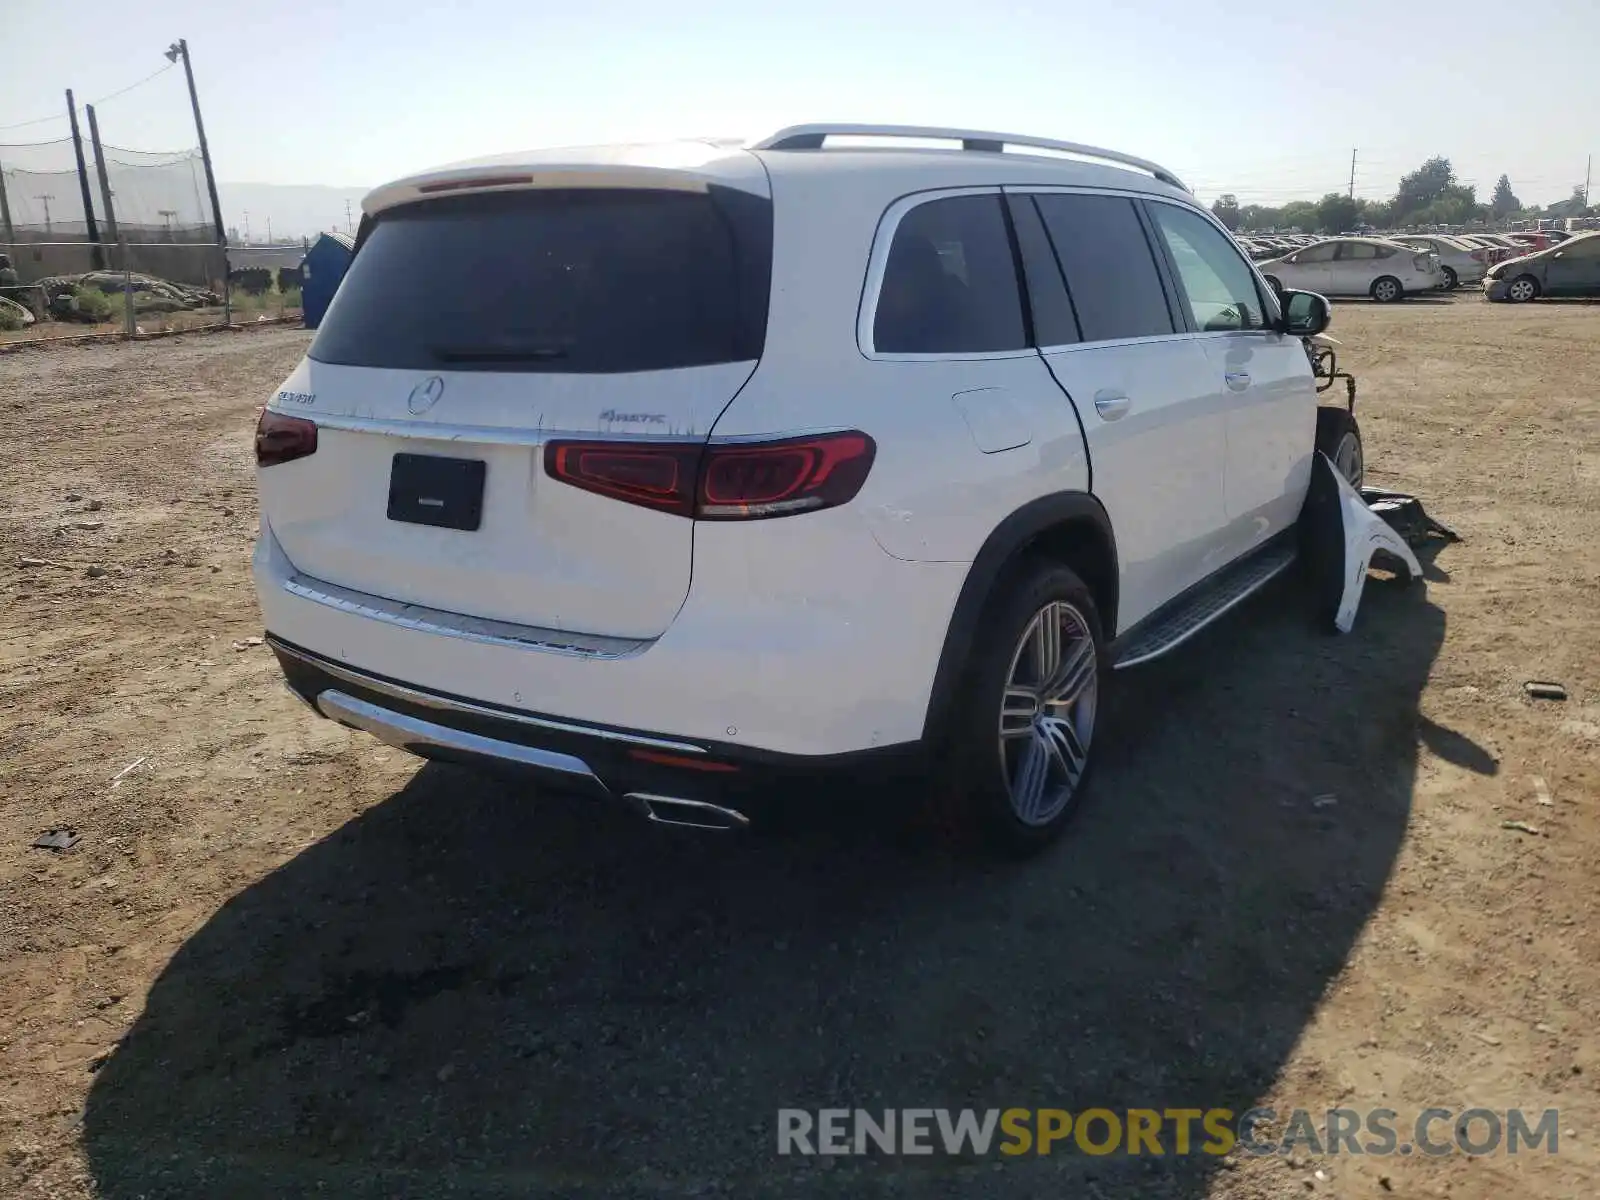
[1485,231,1600,302]
[1259,237,1439,302]
[1388,234,1486,288]
[1457,234,1521,266]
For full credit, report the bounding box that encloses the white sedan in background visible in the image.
[1258,237,1440,302]
[1387,234,1487,289]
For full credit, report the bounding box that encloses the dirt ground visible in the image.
[1,299,1597,1199]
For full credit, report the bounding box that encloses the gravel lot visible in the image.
[2,300,1597,1198]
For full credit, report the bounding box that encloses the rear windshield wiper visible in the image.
[430,343,569,364]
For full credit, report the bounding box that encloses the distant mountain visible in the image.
[217,181,370,242]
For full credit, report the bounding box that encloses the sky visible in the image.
[3,0,1596,233]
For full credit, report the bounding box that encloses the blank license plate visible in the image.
[386,454,486,531]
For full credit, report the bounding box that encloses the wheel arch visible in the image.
[922,491,1118,741]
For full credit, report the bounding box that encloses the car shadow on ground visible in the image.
[84,570,1461,1199]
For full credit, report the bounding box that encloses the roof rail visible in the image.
[750,124,1188,192]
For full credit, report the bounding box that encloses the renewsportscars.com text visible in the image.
[776,1107,1561,1158]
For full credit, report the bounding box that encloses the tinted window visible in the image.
[1034,193,1174,342]
[1147,202,1266,331]
[311,187,771,373]
[1296,243,1338,263]
[1339,242,1379,260]
[1004,192,1080,346]
[873,195,1026,354]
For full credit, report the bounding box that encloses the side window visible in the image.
[872,195,1026,354]
[1338,242,1379,261]
[1033,193,1175,342]
[1146,202,1266,332]
[1563,236,1600,259]
[1296,242,1338,263]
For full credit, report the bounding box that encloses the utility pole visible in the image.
[344,199,353,234]
[1348,148,1357,200]
[0,152,14,245]
[65,90,105,269]
[1585,155,1592,210]
[266,216,272,244]
[243,210,250,244]
[85,105,120,266]
[166,40,226,246]
[35,194,55,232]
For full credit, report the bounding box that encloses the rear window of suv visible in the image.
[309,187,772,373]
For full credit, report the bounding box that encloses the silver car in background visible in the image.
[1388,235,1487,289]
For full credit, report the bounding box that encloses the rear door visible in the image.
[1143,198,1314,550]
[259,181,772,640]
[1020,188,1230,632]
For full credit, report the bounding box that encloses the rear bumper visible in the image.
[253,512,967,759]
[271,635,926,812]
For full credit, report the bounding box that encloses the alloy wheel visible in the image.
[998,601,1098,826]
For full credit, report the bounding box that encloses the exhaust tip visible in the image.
[624,792,750,832]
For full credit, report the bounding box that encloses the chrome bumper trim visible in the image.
[269,636,708,755]
[283,572,649,660]
[317,689,611,799]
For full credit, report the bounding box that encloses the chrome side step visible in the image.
[1111,540,1297,670]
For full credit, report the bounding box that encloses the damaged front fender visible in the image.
[1300,451,1424,633]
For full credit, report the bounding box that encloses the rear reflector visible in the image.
[544,431,876,520]
[628,748,740,773]
[255,410,318,467]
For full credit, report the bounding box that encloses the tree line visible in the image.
[1209,158,1595,234]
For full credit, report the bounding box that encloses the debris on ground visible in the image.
[110,757,148,788]
[1500,820,1542,836]
[85,565,107,578]
[1524,681,1568,701]
[231,636,264,652]
[1361,486,1462,546]
[1532,776,1553,806]
[32,828,80,851]
[85,499,103,512]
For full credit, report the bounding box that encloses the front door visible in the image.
[1542,237,1600,296]
[1143,199,1316,554]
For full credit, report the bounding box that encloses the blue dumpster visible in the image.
[300,231,355,329]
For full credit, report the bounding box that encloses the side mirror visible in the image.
[1286,254,1300,264]
[1283,289,1331,337]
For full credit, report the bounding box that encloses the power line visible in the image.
[0,62,177,133]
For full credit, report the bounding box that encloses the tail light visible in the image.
[255,410,318,467]
[1470,249,1487,263]
[544,431,876,521]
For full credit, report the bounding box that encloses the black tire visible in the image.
[940,561,1106,856]
[1370,276,1404,303]
[1506,274,1540,304]
[1440,265,1458,290]
[1315,406,1363,489]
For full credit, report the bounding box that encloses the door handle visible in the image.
[1093,390,1131,421]
[1225,371,1251,391]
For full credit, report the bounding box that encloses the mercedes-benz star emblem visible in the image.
[407,376,446,414]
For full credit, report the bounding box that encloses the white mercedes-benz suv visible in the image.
[253,124,1353,852]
